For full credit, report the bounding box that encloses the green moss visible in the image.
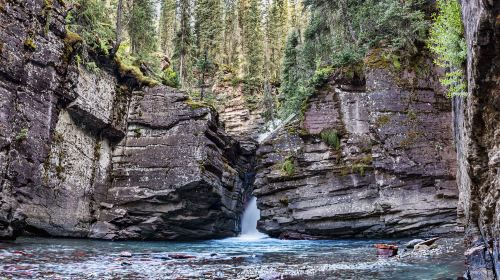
[62,30,82,63]
[400,131,421,148]
[185,98,210,110]
[24,38,36,51]
[115,57,159,87]
[320,129,341,150]
[53,132,64,143]
[364,49,393,70]
[64,30,83,46]
[84,61,99,74]
[0,3,5,13]
[279,197,289,207]
[281,157,296,177]
[310,66,334,89]
[15,128,28,142]
[55,164,65,179]
[375,115,391,127]
[133,128,142,138]
[406,110,417,121]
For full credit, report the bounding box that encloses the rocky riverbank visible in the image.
[0,236,465,279]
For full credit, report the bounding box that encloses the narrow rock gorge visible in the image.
[1,0,500,278]
[0,0,253,240]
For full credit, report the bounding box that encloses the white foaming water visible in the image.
[238,197,268,240]
[257,113,297,144]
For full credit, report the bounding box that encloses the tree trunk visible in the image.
[112,0,124,56]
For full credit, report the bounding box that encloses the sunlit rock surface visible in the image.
[254,64,459,238]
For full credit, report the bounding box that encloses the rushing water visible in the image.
[0,198,465,279]
[239,197,268,240]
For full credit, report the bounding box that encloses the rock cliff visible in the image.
[0,0,252,240]
[456,1,500,278]
[254,63,459,238]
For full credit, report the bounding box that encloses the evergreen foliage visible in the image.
[66,0,114,55]
[428,0,467,97]
[174,0,195,88]
[240,0,265,95]
[159,0,176,58]
[279,0,430,118]
[129,0,157,61]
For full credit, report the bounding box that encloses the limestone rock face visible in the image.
[91,86,252,240]
[455,1,500,278]
[0,0,252,240]
[254,65,459,238]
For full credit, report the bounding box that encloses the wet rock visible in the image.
[415,237,439,247]
[405,239,425,248]
[168,254,196,259]
[120,251,132,258]
[279,232,323,240]
[375,244,398,257]
[413,244,430,251]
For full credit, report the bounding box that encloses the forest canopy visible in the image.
[65,0,466,120]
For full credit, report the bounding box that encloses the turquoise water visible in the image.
[0,236,464,279]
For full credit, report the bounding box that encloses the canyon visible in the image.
[0,0,499,278]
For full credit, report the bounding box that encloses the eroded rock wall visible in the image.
[254,65,459,239]
[90,87,252,240]
[0,0,253,240]
[456,1,500,278]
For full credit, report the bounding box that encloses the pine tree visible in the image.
[280,29,302,117]
[195,0,224,65]
[159,0,176,59]
[222,0,241,74]
[128,0,157,61]
[266,0,289,83]
[240,0,265,94]
[174,0,194,88]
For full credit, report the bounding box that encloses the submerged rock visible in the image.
[120,251,132,257]
[405,239,425,249]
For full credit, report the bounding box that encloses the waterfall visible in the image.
[239,197,267,240]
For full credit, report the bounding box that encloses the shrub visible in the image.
[66,0,114,55]
[281,158,296,176]
[161,67,179,88]
[84,61,99,73]
[320,129,341,150]
[427,0,467,97]
[15,128,29,141]
[24,38,36,51]
[309,66,334,89]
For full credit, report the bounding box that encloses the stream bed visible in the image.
[0,236,464,279]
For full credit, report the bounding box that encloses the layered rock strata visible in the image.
[91,87,252,240]
[254,65,459,238]
[0,0,252,240]
[455,1,500,278]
